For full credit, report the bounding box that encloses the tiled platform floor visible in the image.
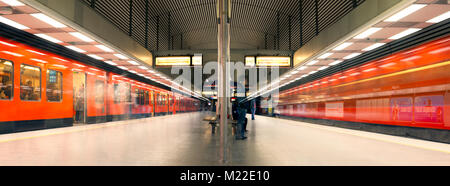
[0,112,449,166]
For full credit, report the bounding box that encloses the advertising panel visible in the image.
[390,97,413,122]
[414,95,444,124]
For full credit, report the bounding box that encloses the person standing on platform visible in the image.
[235,78,248,140]
[251,99,256,120]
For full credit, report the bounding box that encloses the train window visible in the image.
[135,88,140,105]
[95,80,105,105]
[20,64,41,101]
[46,69,62,102]
[145,91,149,105]
[0,60,13,100]
[140,89,145,105]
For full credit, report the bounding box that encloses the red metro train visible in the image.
[0,36,201,134]
[277,36,450,141]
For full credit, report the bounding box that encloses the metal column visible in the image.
[217,0,231,164]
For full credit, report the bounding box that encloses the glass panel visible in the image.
[20,64,41,101]
[46,69,62,102]
[95,80,105,105]
[135,88,139,105]
[0,60,13,100]
[114,84,120,103]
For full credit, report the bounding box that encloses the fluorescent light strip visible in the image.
[307,60,319,66]
[1,0,25,6]
[344,53,361,60]
[333,42,353,51]
[114,54,128,59]
[0,16,29,30]
[31,58,48,63]
[385,4,426,22]
[70,32,94,42]
[139,66,149,70]
[118,66,128,70]
[2,51,23,57]
[329,60,343,66]
[66,46,86,53]
[354,27,382,39]
[0,41,16,47]
[380,63,396,68]
[27,49,46,55]
[318,66,329,71]
[31,13,66,28]
[88,54,104,60]
[35,34,62,43]
[105,61,117,65]
[308,71,318,75]
[95,45,114,52]
[53,57,69,62]
[128,61,139,65]
[318,53,333,59]
[427,11,450,23]
[362,43,386,51]
[363,68,377,72]
[389,28,421,40]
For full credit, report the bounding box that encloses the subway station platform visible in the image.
[0,112,449,166]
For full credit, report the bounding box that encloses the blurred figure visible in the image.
[0,76,12,99]
[234,78,248,140]
[251,99,256,120]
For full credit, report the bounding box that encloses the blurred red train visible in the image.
[277,36,450,132]
[0,36,201,133]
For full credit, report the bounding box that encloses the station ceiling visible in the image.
[81,0,365,52]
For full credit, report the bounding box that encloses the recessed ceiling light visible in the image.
[318,66,329,71]
[35,34,63,43]
[389,28,421,40]
[70,32,94,42]
[128,61,139,65]
[114,54,128,60]
[1,0,25,6]
[333,42,353,51]
[95,45,114,52]
[362,43,386,51]
[31,13,67,28]
[427,11,450,23]
[318,53,333,59]
[385,4,427,22]
[88,54,104,60]
[354,27,382,39]
[0,16,29,30]
[66,45,86,53]
[105,61,117,66]
[343,53,361,60]
[329,60,343,66]
[307,60,319,66]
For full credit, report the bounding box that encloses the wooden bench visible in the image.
[203,116,237,134]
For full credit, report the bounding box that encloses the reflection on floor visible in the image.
[0,112,449,166]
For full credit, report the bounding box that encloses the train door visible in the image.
[73,71,87,124]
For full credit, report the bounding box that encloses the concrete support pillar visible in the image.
[217,0,231,164]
